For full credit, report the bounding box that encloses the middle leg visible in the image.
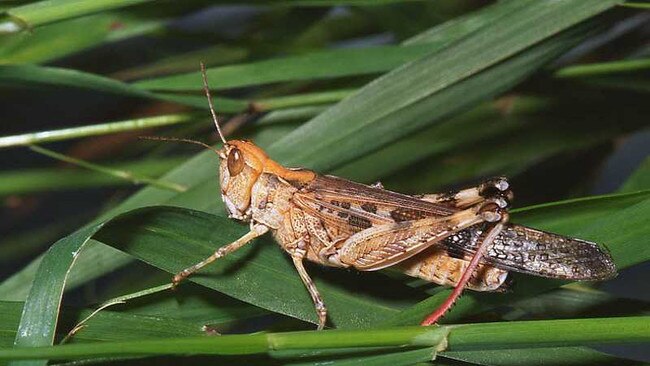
[292,253,328,330]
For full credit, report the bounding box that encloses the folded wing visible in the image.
[444,223,617,280]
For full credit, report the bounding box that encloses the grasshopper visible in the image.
[170,64,617,329]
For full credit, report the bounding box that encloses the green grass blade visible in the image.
[0,13,162,64]
[257,105,330,125]
[0,157,185,196]
[133,45,433,92]
[0,114,193,149]
[0,317,647,361]
[0,64,359,113]
[619,2,650,9]
[0,0,155,33]
[10,224,106,366]
[0,64,150,95]
[257,88,355,110]
[556,58,650,78]
[112,45,250,81]
[28,145,186,192]
[0,64,247,112]
[512,190,650,236]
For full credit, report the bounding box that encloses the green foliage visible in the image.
[0,0,648,365]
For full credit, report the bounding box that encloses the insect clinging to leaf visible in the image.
[166,63,617,330]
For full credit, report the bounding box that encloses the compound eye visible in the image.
[227,147,245,176]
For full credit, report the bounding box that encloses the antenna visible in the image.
[200,62,227,145]
[139,136,222,156]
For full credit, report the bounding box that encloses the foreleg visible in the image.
[172,224,269,287]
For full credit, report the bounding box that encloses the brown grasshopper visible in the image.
[170,64,617,329]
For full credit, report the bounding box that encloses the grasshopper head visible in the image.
[218,140,269,221]
[199,62,314,220]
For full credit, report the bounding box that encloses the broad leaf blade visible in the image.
[93,207,419,328]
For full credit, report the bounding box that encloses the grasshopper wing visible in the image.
[444,223,617,281]
[292,175,455,233]
[336,206,490,271]
[292,175,489,270]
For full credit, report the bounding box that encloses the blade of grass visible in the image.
[0,13,162,64]
[575,195,650,269]
[28,145,187,192]
[512,190,650,235]
[0,64,247,112]
[0,114,193,149]
[0,66,364,114]
[257,88,355,110]
[555,58,650,78]
[111,45,250,82]
[0,0,155,33]
[0,317,647,361]
[620,3,650,9]
[256,105,330,125]
[0,157,186,196]
[133,44,434,92]
[338,86,649,187]
[10,224,108,366]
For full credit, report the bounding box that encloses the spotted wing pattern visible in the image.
[443,223,617,280]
